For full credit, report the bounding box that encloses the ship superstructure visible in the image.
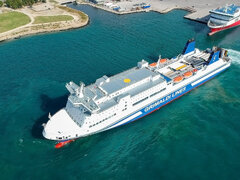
[208,4,240,35]
[43,40,231,141]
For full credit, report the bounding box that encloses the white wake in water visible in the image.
[227,49,240,65]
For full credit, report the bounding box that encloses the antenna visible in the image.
[157,55,161,68]
[158,54,161,60]
[48,112,52,119]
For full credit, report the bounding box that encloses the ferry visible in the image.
[42,39,231,147]
[208,4,240,35]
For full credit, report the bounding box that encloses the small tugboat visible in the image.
[208,4,240,35]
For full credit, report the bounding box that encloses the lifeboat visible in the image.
[149,62,157,67]
[183,71,193,78]
[173,76,183,83]
[55,140,74,149]
[159,58,167,63]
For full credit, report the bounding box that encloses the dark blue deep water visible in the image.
[0,5,240,180]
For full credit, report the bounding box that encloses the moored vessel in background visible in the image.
[42,39,231,148]
[208,4,240,35]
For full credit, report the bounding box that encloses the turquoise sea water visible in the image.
[0,5,240,179]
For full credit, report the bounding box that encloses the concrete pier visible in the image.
[184,9,211,24]
[76,0,240,25]
[76,2,210,24]
[77,2,148,15]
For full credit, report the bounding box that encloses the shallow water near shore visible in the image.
[0,5,240,179]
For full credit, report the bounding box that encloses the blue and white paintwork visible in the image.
[105,63,230,130]
[42,40,231,141]
[213,4,240,16]
[208,4,240,31]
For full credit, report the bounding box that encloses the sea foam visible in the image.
[227,49,240,65]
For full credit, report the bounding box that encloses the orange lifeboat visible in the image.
[55,140,74,149]
[159,58,167,63]
[183,71,193,78]
[149,62,157,67]
[173,76,183,83]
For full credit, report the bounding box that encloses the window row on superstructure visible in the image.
[210,14,234,21]
[150,88,166,98]
[131,83,166,105]
[133,97,148,106]
[132,87,166,106]
[89,113,116,128]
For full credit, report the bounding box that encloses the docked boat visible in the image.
[208,4,240,35]
[43,39,231,146]
[140,3,151,9]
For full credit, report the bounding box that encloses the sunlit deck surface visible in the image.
[100,67,163,95]
[211,4,240,16]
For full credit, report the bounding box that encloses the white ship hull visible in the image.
[43,40,231,142]
[208,4,240,35]
[105,62,230,131]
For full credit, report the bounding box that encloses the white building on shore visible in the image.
[89,0,105,4]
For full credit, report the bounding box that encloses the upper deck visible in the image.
[65,39,228,114]
[66,61,167,112]
[210,4,240,17]
[98,66,163,95]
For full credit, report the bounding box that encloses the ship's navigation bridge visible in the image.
[66,82,100,113]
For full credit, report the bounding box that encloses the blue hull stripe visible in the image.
[106,64,229,130]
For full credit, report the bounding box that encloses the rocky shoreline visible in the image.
[0,17,89,42]
[0,6,89,42]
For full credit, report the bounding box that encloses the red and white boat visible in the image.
[208,4,240,35]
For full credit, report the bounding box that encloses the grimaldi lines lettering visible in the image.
[144,86,187,112]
